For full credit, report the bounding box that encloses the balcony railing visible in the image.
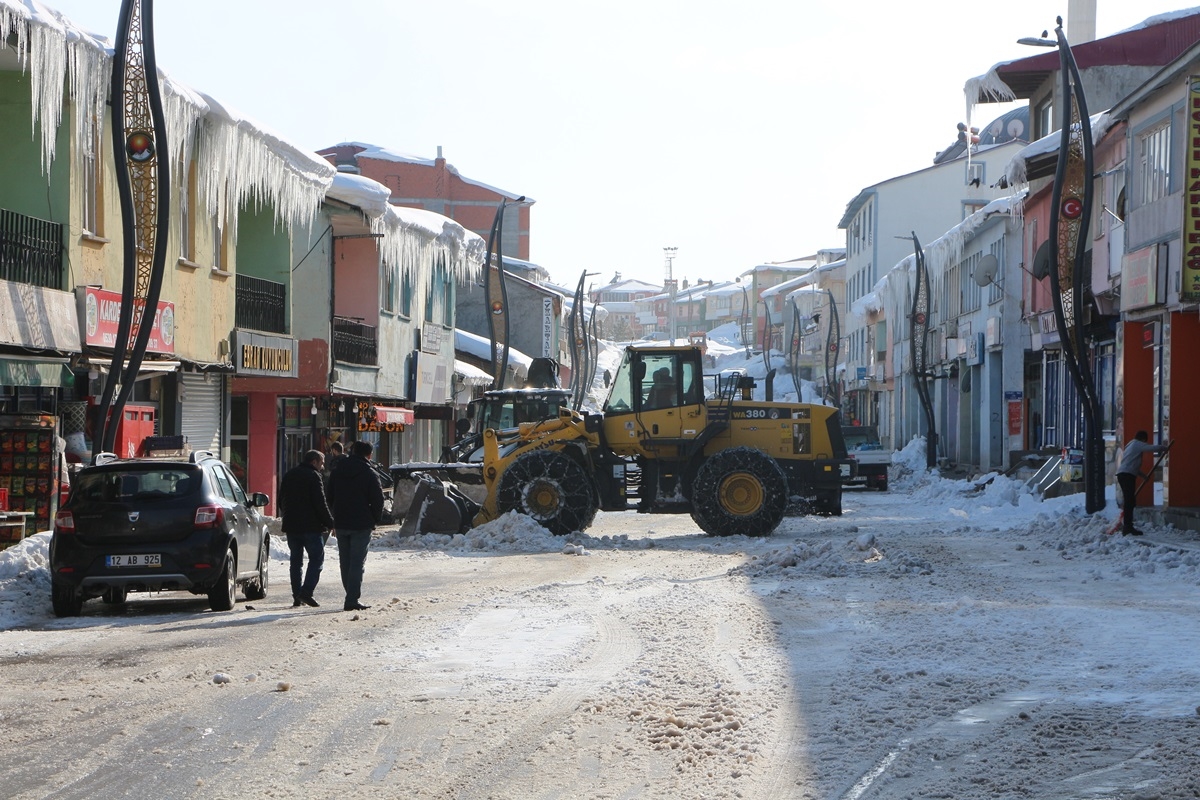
[0,209,64,289]
[333,316,378,366]
[235,273,287,334]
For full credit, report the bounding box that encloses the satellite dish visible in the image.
[1031,240,1052,280]
[973,254,999,287]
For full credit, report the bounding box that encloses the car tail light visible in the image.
[194,505,223,529]
[55,510,76,533]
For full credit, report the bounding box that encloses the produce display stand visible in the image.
[0,413,63,540]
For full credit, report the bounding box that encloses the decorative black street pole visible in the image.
[485,198,521,390]
[823,289,841,408]
[99,0,170,454]
[788,297,804,400]
[568,271,589,410]
[909,233,937,470]
[1046,17,1105,513]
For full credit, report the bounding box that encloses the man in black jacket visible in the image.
[327,440,384,611]
[279,449,336,607]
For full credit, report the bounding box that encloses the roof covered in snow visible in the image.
[965,8,1200,106]
[319,141,530,204]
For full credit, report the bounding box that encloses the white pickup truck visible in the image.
[842,425,891,491]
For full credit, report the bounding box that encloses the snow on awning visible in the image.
[454,359,494,388]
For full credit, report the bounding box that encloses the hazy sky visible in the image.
[38,0,1196,289]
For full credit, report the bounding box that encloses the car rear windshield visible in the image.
[74,468,200,502]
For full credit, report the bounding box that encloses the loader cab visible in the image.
[602,346,706,456]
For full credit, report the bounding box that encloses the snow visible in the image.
[6,431,1200,794]
[455,328,533,374]
[4,450,1193,627]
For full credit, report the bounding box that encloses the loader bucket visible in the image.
[399,472,480,536]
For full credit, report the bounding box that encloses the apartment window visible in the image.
[987,241,1004,305]
[179,161,196,262]
[400,273,413,317]
[967,162,984,187]
[381,259,396,313]
[82,121,102,236]
[424,256,453,327]
[1138,121,1172,205]
[1035,98,1054,140]
[212,220,226,272]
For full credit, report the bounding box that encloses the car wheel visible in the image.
[244,537,268,601]
[208,548,237,612]
[101,586,128,605]
[52,580,83,617]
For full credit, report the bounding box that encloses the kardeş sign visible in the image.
[79,287,175,354]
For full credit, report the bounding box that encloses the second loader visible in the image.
[396,343,854,538]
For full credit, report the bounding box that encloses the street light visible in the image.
[663,247,677,343]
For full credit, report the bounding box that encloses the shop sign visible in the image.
[1121,245,1160,310]
[421,322,442,355]
[543,297,554,357]
[80,286,175,354]
[233,330,297,377]
[1184,78,1200,300]
[356,401,412,433]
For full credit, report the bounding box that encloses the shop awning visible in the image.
[0,357,73,387]
[373,405,414,425]
[454,359,494,387]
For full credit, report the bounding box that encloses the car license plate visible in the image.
[106,554,161,568]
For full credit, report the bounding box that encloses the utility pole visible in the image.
[663,247,677,343]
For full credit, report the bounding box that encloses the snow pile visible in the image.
[0,534,51,625]
[375,510,654,553]
[733,534,934,579]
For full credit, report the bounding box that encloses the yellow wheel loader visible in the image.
[396,344,854,537]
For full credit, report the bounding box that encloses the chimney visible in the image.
[1067,0,1096,44]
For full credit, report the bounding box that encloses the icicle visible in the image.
[964,66,1017,126]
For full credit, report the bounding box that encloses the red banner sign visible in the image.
[82,287,175,354]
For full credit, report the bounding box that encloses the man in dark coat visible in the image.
[327,440,384,611]
[279,449,335,607]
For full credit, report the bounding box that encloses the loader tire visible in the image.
[690,447,787,537]
[497,450,597,536]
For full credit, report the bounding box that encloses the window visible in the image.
[1035,98,1054,140]
[229,396,248,486]
[82,120,103,236]
[987,241,1004,305]
[400,273,413,317]
[423,255,453,326]
[1138,121,1172,205]
[381,258,396,313]
[967,162,984,187]
[212,219,226,272]
[179,161,196,262]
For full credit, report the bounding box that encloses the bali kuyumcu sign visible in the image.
[1184,78,1200,301]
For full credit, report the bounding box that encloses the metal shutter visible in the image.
[180,373,223,452]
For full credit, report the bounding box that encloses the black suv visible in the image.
[50,450,271,616]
